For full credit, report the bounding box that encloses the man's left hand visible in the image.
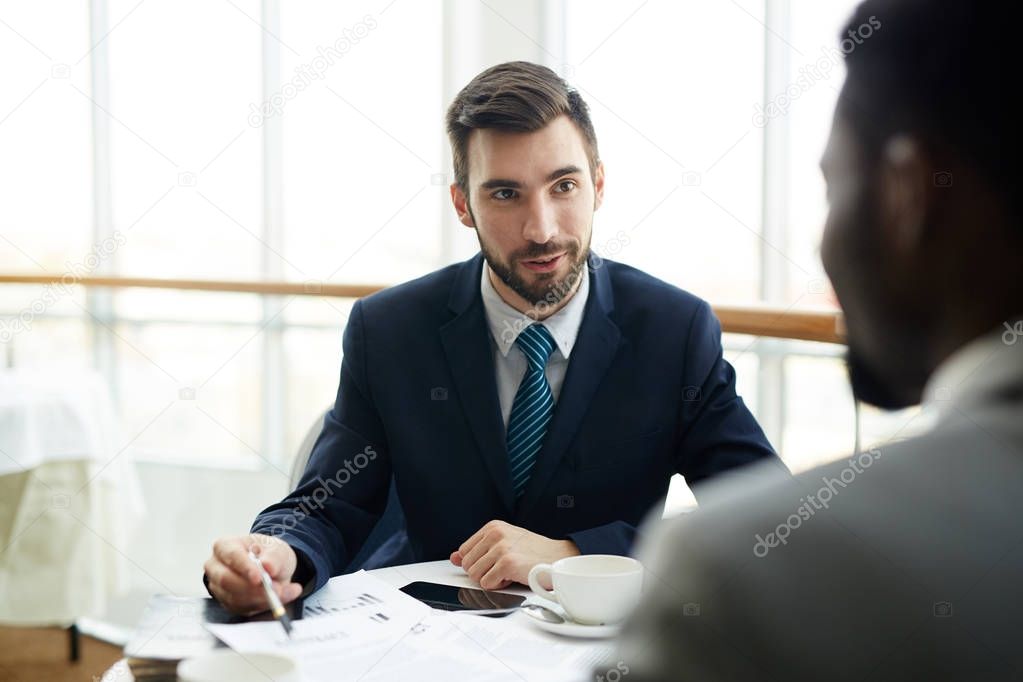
[450,520,580,590]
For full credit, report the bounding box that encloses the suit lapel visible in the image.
[517,258,621,517]
[439,254,516,513]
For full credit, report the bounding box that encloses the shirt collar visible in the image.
[922,321,1023,418]
[480,260,590,359]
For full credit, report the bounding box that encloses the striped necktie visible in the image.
[507,324,557,498]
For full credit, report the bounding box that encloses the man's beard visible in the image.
[477,232,591,310]
[845,346,918,411]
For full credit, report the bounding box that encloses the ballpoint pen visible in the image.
[248,547,294,638]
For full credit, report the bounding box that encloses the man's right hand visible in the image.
[204,533,304,615]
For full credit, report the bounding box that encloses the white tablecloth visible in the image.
[0,370,117,475]
[0,369,145,624]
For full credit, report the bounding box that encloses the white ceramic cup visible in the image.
[177,650,301,682]
[527,554,643,625]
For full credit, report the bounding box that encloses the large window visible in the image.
[563,1,919,484]
[0,2,918,505]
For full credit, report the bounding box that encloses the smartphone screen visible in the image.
[399,581,526,611]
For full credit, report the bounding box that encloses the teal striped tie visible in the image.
[507,324,557,498]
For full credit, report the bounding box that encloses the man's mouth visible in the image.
[520,253,565,273]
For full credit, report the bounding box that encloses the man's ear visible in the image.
[879,136,931,254]
[592,162,605,211]
[450,183,476,228]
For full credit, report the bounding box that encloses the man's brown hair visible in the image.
[445,61,600,193]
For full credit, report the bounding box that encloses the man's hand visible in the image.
[450,520,580,590]
[204,533,304,615]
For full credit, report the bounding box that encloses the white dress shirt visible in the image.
[480,262,590,428]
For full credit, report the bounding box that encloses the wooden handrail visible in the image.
[714,306,844,345]
[0,274,382,299]
[0,273,844,344]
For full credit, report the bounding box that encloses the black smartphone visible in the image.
[399,581,526,613]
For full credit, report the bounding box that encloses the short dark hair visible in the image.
[838,0,1021,217]
[445,61,600,192]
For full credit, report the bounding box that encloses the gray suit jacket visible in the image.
[607,329,1023,681]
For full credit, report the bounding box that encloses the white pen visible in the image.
[248,547,293,638]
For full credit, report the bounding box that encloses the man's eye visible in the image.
[554,180,576,193]
[492,189,517,200]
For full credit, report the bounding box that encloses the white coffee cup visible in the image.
[527,554,643,625]
[177,650,301,682]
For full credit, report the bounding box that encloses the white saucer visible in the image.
[520,600,622,639]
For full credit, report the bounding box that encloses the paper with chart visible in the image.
[355,610,614,682]
[300,569,404,619]
[206,570,613,681]
[206,571,430,679]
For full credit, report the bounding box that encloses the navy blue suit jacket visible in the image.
[251,254,776,592]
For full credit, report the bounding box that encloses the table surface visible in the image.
[102,559,594,680]
[1,370,144,624]
[0,369,117,474]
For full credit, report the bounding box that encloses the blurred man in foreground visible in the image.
[605,1,1023,679]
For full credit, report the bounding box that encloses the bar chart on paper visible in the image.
[303,590,392,622]
[299,572,411,626]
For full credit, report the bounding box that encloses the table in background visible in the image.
[0,369,144,630]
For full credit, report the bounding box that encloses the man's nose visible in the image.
[521,195,557,244]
